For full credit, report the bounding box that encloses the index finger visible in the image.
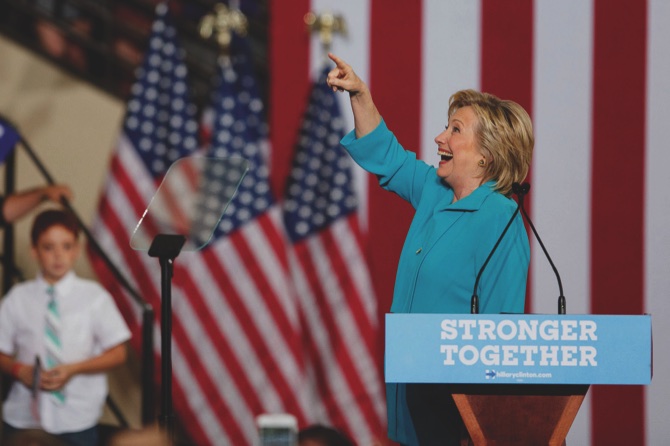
[328,52,348,69]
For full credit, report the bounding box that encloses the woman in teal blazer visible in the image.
[328,54,534,446]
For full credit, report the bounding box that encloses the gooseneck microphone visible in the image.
[512,182,566,314]
[470,194,522,314]
[470,182,567,315]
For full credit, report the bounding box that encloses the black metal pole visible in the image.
[2,150,17,295]
[159,256,175,440]
[141,306,156,426]
[148,234,185,441]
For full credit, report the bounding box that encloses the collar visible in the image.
[439,180,499,212]
[37,271,76,298]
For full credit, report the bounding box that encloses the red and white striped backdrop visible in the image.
[270,1,670,445]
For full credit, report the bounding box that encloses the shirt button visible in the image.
[415,247,422,254]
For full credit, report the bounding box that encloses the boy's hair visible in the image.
[30,209,80,246]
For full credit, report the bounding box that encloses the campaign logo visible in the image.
[485,369,497,380]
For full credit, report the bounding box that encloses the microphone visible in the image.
[470,182,566,315]
[470,192,522,314]
[512,182,566,314]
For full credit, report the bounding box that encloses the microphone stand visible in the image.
[470,202,521,314]
[470,182,567,315]
[512,183,566,314]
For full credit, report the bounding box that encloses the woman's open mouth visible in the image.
[438,149,453,163]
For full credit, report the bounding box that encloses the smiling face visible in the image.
[435,106,487,199]
[31,225,80,284]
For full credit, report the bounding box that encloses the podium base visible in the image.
[449,384,589,446]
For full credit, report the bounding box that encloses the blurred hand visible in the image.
[13,363,35,388]
[40,364,75,391]
[326,53,367,96]
[42,184,74,204]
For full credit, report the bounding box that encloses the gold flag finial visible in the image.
[199,3,248,51]
[305,11,347,53]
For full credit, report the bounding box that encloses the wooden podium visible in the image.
[449,383,588,445]
[385,314,652,446]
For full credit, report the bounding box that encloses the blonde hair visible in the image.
[448,89,534,196]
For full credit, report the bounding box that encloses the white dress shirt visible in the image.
[0,271,131,434]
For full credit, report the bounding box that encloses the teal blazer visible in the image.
[342,120,529,445]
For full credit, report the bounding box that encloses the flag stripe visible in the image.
[367,0,422,313]
[311,0,372,230]
[421,0,481,162]
[480,0,534,111]
[304,228,381,399]
[531,1,594,443]
[480,0,536,316]
[590,1,647,444]
[317,224,376,355]
[645,2,670,445]
[330,215,378,325]
[268,0,311,198]
[193,238,311,420]
[289,248,369,435]
[180,247,302,439]
[291,242,379,440]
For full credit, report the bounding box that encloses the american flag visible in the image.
[87,3,251,444]
[89,1,383,443]
[282,66,386,444]
[88,0,199,332]
[269,1,670,445]
[184,36,317,444]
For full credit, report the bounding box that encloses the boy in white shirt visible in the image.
[0,209,131,446]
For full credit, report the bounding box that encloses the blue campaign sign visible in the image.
[385,314,652,385]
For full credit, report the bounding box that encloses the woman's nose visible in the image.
[434,129,448,144]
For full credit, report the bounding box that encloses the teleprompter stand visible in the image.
[130,156,249,439]
[148,234,186,439]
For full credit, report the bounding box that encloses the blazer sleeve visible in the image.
[341,119,435,209]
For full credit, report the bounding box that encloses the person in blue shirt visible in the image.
[327,53,533,446]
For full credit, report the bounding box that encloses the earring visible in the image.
[478,159,486,167]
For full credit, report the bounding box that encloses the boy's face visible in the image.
[31,225,80,284]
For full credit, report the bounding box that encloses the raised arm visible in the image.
[326,53,382,139]
[2,184,73,223]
